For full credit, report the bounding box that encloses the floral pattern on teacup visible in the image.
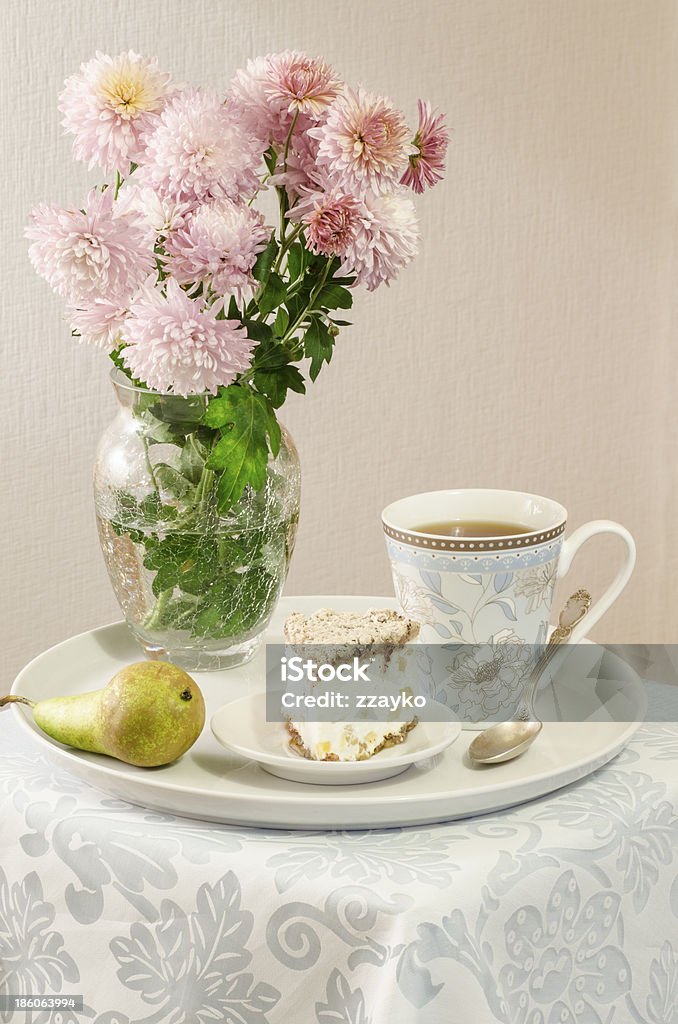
[444,638,533,719]
[391,569,437,626]
[386,536,560,721]
[514,561,557,613]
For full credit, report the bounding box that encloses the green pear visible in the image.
[1,661,205,767]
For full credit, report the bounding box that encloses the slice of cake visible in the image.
[283,608,420,762]
[286,718,418,762]
[284,607,421,647]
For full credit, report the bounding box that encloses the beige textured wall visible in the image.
[2,0,676,681]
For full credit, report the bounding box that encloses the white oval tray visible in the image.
[9,596,645,830]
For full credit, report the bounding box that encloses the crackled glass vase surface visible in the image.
[94,371,300,670]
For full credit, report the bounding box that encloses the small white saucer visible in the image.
[211,693,461,785]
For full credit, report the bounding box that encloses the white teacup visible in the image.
[382,489,636,724]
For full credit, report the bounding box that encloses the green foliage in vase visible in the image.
[107,399,297,642]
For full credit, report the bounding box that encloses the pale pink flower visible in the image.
[269,131,322,200]
[59,51,171,174]
[229,52,337,145]
[265,51,341,118]
[340,188,419,290]
[25,187,154,304]
[311,87,415,194]
[66,298,129,350]
[293,187,363,258]
[139,88,263,204]
[116,184,193,238]
[167,199,270,301]
[122,279,255,395]
[401,100,449,193]
[230,56,289,144]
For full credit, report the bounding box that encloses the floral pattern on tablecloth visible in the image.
[1,717,678,1024]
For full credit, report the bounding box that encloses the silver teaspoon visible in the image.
[468,589,592,766]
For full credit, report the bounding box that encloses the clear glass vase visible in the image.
[94,370,301,670]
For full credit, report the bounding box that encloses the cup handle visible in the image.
[556,520,636,642]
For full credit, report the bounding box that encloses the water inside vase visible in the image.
[96,512,297,670]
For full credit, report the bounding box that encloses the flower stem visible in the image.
[114,171,123,200]
[248,171,272,207]
[272,224,304,276]
[281,259,334,343]
[278,110,300,248]
[143,587,173,632]
[142,435,161,493]
[283,109,299,166]
[195,463,215,516]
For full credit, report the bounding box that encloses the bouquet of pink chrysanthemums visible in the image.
[26,51,447,649]
[27,50,447,395]
[27,52,446,499]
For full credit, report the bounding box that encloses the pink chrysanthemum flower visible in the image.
[230,56,289,145]
[139,88,263,204]
[66,298,129,350]
[340,188,419,291]
[116,184,193,238]
[122,279,255,396]
[25,187,154,304]
[311,87,415,194]
[230,52,338,145]
[167,199,270,301]
[265,51,341,118]
[268,131,322,200]
[293,187,363,258]
[400,100,449,193]
[59,51,171,174]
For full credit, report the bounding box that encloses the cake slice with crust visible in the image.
[283,607,420,762]
[284,607,421,646]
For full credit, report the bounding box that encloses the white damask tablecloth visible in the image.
[2,714,678,1024]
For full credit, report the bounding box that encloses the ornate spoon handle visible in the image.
[514,590,592,722]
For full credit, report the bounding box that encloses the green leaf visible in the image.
[308,252,333,274]
[257,271,287,316]
[242,320,273,344]
[252,338,290,371]
[192,567,278,638]
[252,234,278,286]
[273,306,289,336]
[146,394,206,429]
[109,348,145,389]
[144,534,209,598]
[304,318,335,381]
[179,434,208,485]
[227,295,240,319]
[284,293,306,323]
[203,386,280,510]
[136,410,178,445]
[255,365,306,408]
[264,145,278,176]
[154,464,193,500]
[138,493,178,524]
[286,243,304,283]
[316,283,353,310]
[251,337,307,406]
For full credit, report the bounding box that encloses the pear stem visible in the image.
[0,694,35,710]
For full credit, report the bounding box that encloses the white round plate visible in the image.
[211,693,461,784]
[8,596,646,830]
